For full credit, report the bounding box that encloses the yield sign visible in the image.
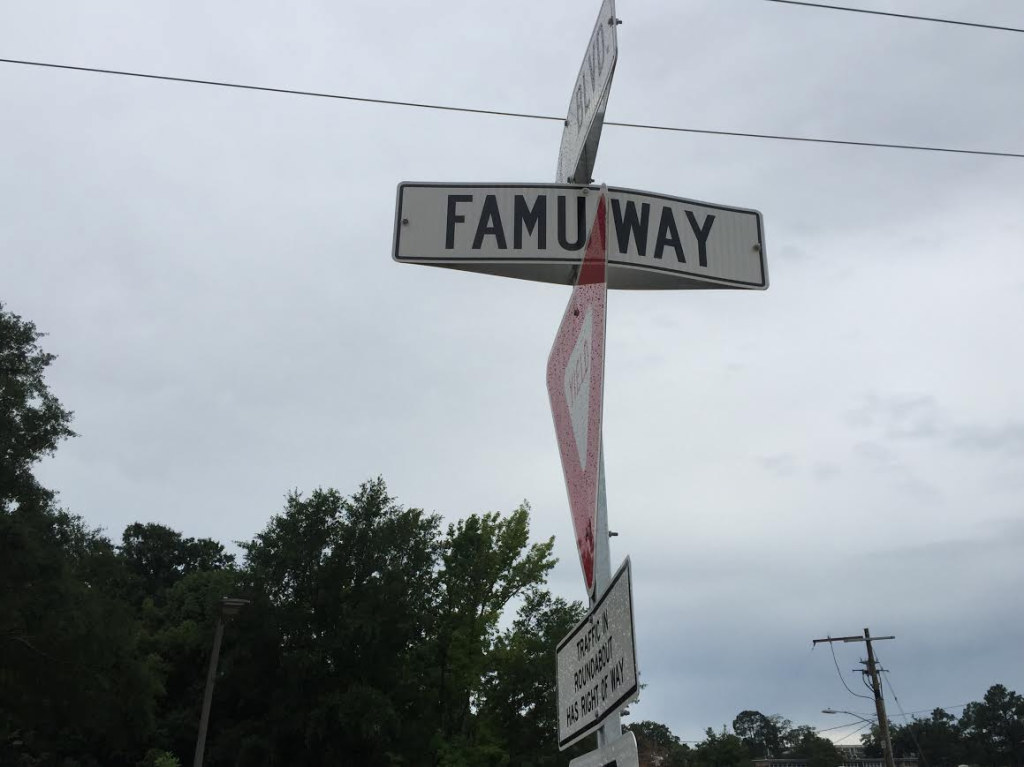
[547,190,608,600]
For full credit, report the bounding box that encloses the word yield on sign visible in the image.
[393,183,767,290]
[556,558,639,750]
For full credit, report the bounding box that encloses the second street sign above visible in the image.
[556,0,618,185]
[393,183,767,290]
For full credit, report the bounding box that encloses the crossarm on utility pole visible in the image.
[812,635,894,645]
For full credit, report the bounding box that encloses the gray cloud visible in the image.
[847,392,1024,459]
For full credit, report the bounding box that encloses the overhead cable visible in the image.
[824,637,874,701]
[761,0,1024,34]
[834,721,873,745]
[2,57,1022,160]
[876,656,931,767]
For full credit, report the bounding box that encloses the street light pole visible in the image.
[193,597,249,767]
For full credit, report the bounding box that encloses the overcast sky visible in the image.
[3,0,1022,746]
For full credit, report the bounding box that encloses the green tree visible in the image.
[629,720,691,767]
[139,567,240,762]
[0,303,75,512]
[960,685,1024,767]
[887,708,967,767]
[768,715,794,756]
[0,506,162,765]
[694,727,749,767]
[0,303,161,765]
[479,588,587,766]
[120,522,235,604]
[0,312,605,767]
[733,711,777,758]
[232,479,443,766]
[431,504,557,765]
[785,726,839,767]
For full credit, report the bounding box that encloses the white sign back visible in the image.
[568,731,640,767]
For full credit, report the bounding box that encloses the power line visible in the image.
[820,719,876,734]
[761,0,1024,34]
[834,721,873,745]
[897,704,968,717]
[820,635,874,701]
[0,57,561,124]
[2,57,1023,161]
[603,120,1024,159]
[876,657,930,767]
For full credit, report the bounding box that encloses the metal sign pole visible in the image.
[594,178,620,747]
[594,450,622,746]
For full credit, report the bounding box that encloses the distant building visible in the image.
[751,752,919,767]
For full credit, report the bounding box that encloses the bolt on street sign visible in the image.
[568,731,639,767]
[557,0,618,185]
[557,558,639,750]
[547,191,609,600]
[393,183,767,290]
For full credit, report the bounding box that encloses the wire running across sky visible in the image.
[876,654,931,767]
[760,0,1024,35]
[823,636,874,701]
[1,57,1022,161]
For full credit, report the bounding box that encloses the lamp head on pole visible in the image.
[220,597,250,617]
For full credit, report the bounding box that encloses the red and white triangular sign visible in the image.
[546,189,608,601]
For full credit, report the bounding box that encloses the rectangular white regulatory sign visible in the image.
[556,558,639,750]
[393,183,767,290]
[557,0,618,184]
[569,731,639,767]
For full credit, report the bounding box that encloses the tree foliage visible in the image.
[867,692,1024,767]
[733,710,779,758]
[960,685,1024,767]
[0,302,74,512]
[694,726,748,767]
[3,303,1022,767]
[629,720,690,767]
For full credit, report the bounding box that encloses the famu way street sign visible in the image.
[557,558,639,750]
[393,183,767,290]
[557,0,618,185]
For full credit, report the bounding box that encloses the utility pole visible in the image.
[813,628,896,767]
[193,597,249,767]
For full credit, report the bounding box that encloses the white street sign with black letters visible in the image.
[393,183,767,290]
[556,558,639,750]
[557,0,618,184]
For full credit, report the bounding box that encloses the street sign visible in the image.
[557,558,639,750]
[557,0,618,184]
[547,191,608,600]
[568,731,639,767]
[393,183,767,290]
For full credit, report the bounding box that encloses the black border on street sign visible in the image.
[555,558,638,750]
[393,182,768,290]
